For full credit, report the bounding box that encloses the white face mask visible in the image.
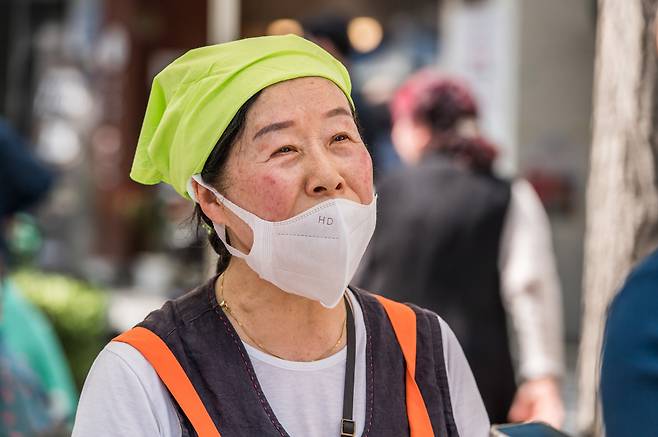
[189,175,377,308]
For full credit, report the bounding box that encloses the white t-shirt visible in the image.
[72,291,489,437]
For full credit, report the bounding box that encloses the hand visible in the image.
[507,376,564,428]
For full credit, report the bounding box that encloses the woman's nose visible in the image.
[306,153,345,196]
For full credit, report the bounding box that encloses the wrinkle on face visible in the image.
[219,77,374,228]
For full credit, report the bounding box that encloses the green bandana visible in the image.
[130,34,353,199]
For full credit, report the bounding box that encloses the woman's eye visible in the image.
[273,146,293,155]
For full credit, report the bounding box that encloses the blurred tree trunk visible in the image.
[578,0,658,435]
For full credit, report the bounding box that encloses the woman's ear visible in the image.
[193,179,229,226]
[193,179,255,254]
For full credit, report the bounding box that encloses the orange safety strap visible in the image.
[113,327,221,437]
[374,295,435,437]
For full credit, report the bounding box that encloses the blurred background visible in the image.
[0,0,612,435]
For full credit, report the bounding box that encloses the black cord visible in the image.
[340,294,356,436]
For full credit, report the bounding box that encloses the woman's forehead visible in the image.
[246,77,352,128]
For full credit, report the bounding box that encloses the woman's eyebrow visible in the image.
[324,107,352,118]
[252,107,351,140]
[253,120,294,140]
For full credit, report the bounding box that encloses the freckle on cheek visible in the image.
[263,175,277,186]
[359,151,374,184]
[254,176,286,218]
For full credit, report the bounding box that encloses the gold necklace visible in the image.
[218,273,347,361]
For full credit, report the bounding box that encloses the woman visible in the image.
[73,35,488,437]
[355,70,564,426]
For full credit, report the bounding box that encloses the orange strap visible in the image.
[113,327,221,437]
[374,295,435,437]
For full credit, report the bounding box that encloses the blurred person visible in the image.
[0,118,76,433]
[600,248,658,434]
[73,35,489,436]
[0,333,60,435]
[1,278,78,432]
[0,118,54,267]
[354,70,565,426]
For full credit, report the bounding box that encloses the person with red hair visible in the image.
[355,69,566,427]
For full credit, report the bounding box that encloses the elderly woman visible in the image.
[72,35,488,437]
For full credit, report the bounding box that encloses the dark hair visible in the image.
[194,92,261,275]
[391,71,478,128]
[416,81,478,132]
[392,70,497,173]
[428,135,498,174]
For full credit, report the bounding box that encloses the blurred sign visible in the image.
[440,0,519,176]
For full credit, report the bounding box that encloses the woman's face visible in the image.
[204,77,374,252]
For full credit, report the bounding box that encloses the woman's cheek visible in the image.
[353,146,374,197]
[243,173,295,220]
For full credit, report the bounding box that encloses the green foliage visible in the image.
[10,270,109,391]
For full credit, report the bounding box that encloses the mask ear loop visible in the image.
[190,175,258,225]
[186,176,200,202]
[188,175,256,258]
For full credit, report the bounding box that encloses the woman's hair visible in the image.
[391,69,498,173]
[193,92,261,275]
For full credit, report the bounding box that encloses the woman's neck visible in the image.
[215,258,347,362]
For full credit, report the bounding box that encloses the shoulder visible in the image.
[351,289,489,434]
[407,303,463,365]
[508,178,543,214]
[374,157,460,193]
[601,250,658,433]
[73,342,180,436]
[84,342,170,405]
[406,303,490,436]
[606,250,658,335]
[414,307,490,436]
[359,290,476,392]
[352,288,459,363]
[374,165,417,195]
[510,177,534,197]
[615,249,658,302]
[139,277,218,337]
[604,249,658,349]
[103,341,164,385]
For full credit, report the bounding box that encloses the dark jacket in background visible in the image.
[354,153,516,423]
[601,248,658,435]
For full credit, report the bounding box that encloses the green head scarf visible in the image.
[130,34,354,199]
